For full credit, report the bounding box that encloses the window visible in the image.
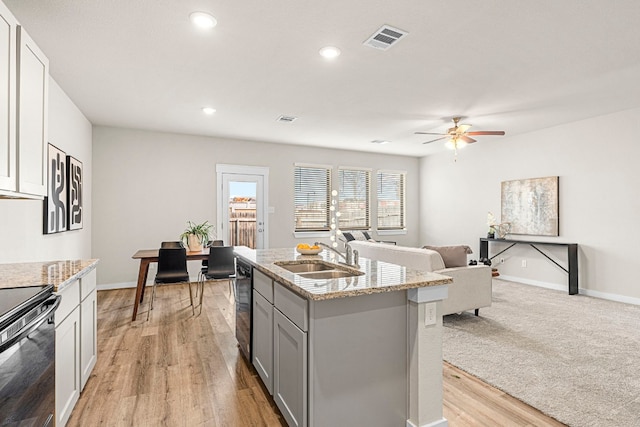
[377,170,406,230]
[338,168,370,230]
[294,164,331,232]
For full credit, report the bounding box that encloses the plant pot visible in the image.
[187,234,203,252]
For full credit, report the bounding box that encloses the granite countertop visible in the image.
[234,247,451,301]
[0,259,100,292]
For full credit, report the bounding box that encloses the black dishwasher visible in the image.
[235,259,252,361]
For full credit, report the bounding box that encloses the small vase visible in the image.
[187,234,203,252]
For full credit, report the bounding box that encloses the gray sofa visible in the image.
[347,240,492,316]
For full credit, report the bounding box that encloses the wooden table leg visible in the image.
[132,259,151,321]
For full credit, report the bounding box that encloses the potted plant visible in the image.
[180,221,214,251]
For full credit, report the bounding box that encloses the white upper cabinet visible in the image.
[0,1,17,192]
[16,25,48,197]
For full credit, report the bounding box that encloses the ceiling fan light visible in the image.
[445,139,457,150]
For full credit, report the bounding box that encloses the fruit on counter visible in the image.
[296,243,321,250]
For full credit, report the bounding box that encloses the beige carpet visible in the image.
[442,279,640,427]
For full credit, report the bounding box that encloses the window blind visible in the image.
[338,169,370,230]
[377,171,406,230]
[294,165,331,231]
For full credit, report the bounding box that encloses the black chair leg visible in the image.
[475,308,479,316]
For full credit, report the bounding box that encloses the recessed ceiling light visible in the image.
[371,139,390,145]
[319,46,341,59]
[202,107,216,115]
[190,12,217,30]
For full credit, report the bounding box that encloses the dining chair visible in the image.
[148,247,190,320]
[160,241,183,248]
[198,240,225,297]
[197,246,236,314]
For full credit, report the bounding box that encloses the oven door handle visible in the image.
[0,295,61,353]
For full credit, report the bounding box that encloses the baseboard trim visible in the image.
[406,418,448,427]
[497,275,640,306]
[97,281,137,291]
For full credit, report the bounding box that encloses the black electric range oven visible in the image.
[0,285,60,427]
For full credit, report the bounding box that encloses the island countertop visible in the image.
[234,246,451,301]
[0,259,100,292]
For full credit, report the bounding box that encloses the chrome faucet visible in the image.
[314,242,359,267]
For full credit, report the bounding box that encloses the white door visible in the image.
[217,165,269,249]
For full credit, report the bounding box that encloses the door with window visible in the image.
[217,165,269,249]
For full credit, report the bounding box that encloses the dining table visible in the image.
[130,248,210,321]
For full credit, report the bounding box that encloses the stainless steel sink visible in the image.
[274,261,364,280]
[275,261,335,273]
[297,270,362,280]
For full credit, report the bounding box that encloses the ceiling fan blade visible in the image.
[415,131,446,135]
[422,136,448,145]
[460,135,476,143]
[457,124,472,133]
[466,131,505,136]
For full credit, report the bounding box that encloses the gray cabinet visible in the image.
[252,289,273,394]
[251,268,308,427]
[273,307,307,427]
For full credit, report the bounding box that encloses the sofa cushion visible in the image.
[348,240,446,271]
[422,245,473,268]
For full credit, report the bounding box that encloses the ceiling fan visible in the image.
[415,116,506,151]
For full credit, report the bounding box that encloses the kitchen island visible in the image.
[234,247,452,427]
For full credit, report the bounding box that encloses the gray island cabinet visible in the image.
[236,247,452,427]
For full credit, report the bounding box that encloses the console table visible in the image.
[479,238,578,295]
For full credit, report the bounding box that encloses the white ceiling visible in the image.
[5,0,640,157]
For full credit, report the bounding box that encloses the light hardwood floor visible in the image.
[68,283,565,427]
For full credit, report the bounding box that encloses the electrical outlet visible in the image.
[424,302,436,326]
[500,258,505,264]
[521,259,527,268]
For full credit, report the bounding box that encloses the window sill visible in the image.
[293,231,331,239]
[376,229,407,236]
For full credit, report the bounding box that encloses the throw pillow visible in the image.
[342,232,356,241]
[351,231,367,241]
[422,245,473,268]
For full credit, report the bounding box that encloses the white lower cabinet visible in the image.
[273,308,307,427]
[252,289,273,394]
[55,267,98,426]
[55,304,80,427]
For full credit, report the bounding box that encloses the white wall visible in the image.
[92,126,420,287]
[419,107,640,303]
[0,78,92,263]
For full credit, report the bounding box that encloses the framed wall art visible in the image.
[501,176,559,237]
[44,143,67,234]
[67,155,83,230]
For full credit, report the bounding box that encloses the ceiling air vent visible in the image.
[277,115,298,123]
[363,25,408,50]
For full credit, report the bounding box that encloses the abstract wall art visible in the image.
[67,155,83,230]
[44,144,67,234]
[501,176,559,236]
